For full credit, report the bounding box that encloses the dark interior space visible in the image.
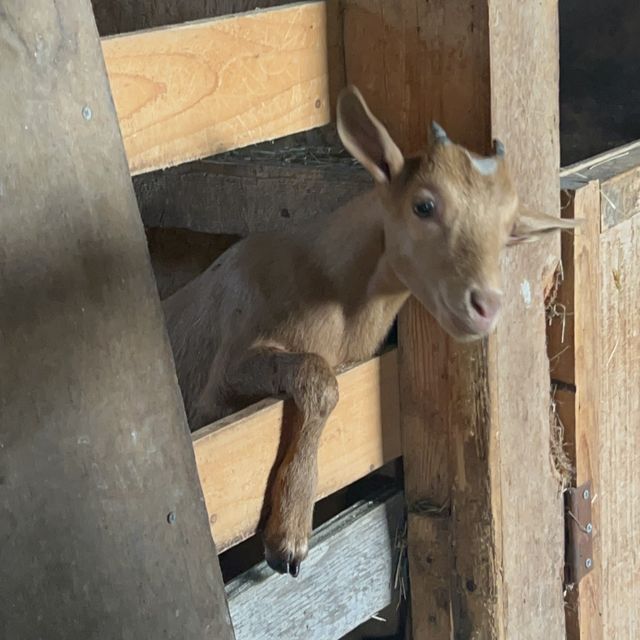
[560,0,640,164]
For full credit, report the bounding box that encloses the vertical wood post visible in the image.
[342,1,566,637]
[0,2,234,638]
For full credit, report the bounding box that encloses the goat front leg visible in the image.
[226,348,339,577]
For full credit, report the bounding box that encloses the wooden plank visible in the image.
[226,490,404,640]
[0,2,234,638]
[193,350,401,551]
[549,181,603,639]
[101,2,336,175]
[137,156,370,236]
[343,1,566,637]
[598,214,640,639]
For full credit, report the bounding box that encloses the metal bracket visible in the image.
[565,480,594,584]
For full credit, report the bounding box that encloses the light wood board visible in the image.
[193,350,401,551]
[101,1,335,174]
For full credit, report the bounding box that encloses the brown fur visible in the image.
[162,86,578,576]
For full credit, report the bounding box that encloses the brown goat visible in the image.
[163,86,577,576]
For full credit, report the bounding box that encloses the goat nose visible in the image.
[469,287,503,328]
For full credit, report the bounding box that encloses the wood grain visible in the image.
[343,1,566,637]
[550,180,603,640]
[226,490,403,640]
[193,350,401,551]
[0,2,233,638]
[598,214,640,639]
[101,2,335,174]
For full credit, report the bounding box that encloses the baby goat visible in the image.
[163,86,576,576]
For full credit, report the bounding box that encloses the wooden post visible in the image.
[0,2,234,638]
[552,143,640,639]
[342,1,565,637]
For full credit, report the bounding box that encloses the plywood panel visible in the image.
[101,2,335,174]
[0,2,233,638]
[193,351,401,551]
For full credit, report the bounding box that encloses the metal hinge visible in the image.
[565,480,594,585]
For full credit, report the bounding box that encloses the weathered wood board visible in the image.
[136,156,370,236]
[193,350,401,551]
[0,2,233,638]
[597,215,640,639]
[342,1,566,637]
[101,2,337,174]
[551,144,640,639]
[226,490,404,640]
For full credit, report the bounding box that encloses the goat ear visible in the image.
[508,206,583,245]
[337,86,404,184]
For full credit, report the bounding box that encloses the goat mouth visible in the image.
[437,297,485,341]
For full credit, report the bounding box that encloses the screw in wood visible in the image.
[82,105,92,121]
[167,511,176,524]
[585,558,593,569]
[586,522,593,534]
[582,488,590,500]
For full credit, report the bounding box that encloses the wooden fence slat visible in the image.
[550,180,603,639]
[0,2,233,638]
[226,490,404,640]
[193,350,401,551]
[343,1,566,637]
[554,148,640,639]
[101,1,335,175]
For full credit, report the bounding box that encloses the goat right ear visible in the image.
[337,86,404,184]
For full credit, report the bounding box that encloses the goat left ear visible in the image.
[337,86,404,184]
[508,206,582,245]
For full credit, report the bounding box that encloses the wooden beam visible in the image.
[193,350,401,551]
[226,489,404,640]
[101,1,338,175]
[342,1,565,637]
[0,2,233,638]
[136,156,370,236]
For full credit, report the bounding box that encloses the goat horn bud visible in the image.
[431,121,449,144]
[493,138,505,157]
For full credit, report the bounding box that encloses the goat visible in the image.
[163,86,577,577]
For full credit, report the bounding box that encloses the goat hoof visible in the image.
[264,537,307,577]
[289,558,300,577]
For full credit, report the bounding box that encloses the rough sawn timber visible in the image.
[342,0,566,637]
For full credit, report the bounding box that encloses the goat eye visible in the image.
[413,199,436,219]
